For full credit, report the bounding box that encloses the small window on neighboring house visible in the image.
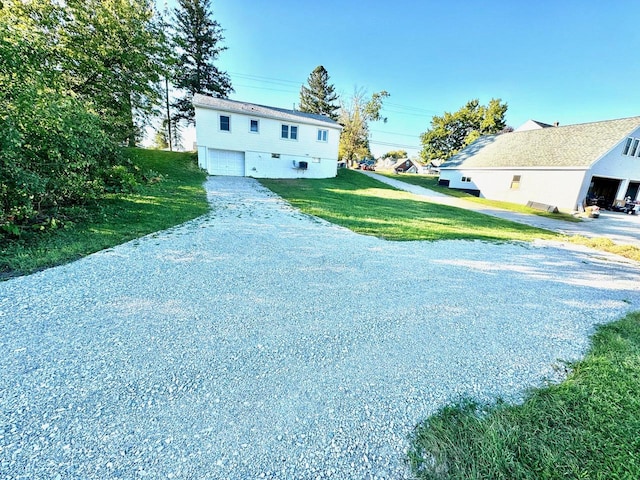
[461,176,467,182]
[510,175,521,189]
[317,129,328,142]
[281,124,298,140]
[623,137,633,155]
[220,115,230,132]
[271,153,280,158]
[250,119,259,133]
[631,139,639,156]
[465,177,472,182]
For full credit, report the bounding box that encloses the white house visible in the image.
[193,94,342,179]
[439,117,640,212]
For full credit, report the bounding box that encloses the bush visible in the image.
[0,85,122,239]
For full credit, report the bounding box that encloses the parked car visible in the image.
[358,159,376,171]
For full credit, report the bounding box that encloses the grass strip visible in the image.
[260,169,560,243]
[408,311,640,479]
[1,148,209,279]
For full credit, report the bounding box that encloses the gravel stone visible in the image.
[1,176,639,479]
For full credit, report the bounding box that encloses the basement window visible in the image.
[510,175,521,190]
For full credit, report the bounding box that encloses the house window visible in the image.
[220,115,230,132]
[281,124,298,140]
[271,153,280,158]
[250,119,259,133]
[461,176,472,183]
[510,175,521,190]
[631,139,640,157]
[317,129,328,142]
[623,137,633,155]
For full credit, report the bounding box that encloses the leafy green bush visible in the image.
[0,84,122,237]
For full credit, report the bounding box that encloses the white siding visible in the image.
[194,104,340,179]
[440,168,587,211]
[582,125,640,201]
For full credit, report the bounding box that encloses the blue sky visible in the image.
[172,0,640,157]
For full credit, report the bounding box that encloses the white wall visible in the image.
[441,168,588,211]
[581,125,640,201]
[195,105,340,178]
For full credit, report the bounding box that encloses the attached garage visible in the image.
[206,149,245,176]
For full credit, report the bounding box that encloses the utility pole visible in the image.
[165,76,172,151]
[163,0,172,151]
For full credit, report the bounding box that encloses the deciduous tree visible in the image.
[419,99,508,162]
[299,65,339,120]
[339,89,389,167]
[171,0,233,124]
[59,0,170,146]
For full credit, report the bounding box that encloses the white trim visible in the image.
[219,114,231,133]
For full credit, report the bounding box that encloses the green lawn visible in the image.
[0,148,209,279]
[260,169,561,243]
[377,172,582,222]
[409,311,640,479]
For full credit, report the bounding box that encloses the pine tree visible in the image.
[171,0,233,124]
[299,65,339,120]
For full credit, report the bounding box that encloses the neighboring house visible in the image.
[439,117,640,212]
[393,158,424,174]
[514,119,556,132]
[193,94,342,178]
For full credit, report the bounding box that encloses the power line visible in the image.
[370,129,422,138]
[369,140,420,149]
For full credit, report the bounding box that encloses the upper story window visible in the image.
[250,119,259,133]
[622,137,640,156]
[220,115,230,132]
[317,129,328,142]
[281,124,298,140]
[510,175,521,190]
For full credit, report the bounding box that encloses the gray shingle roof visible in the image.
[193,94,342,129]
[441,116,640,169]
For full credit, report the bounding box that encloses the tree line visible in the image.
[298,67,510,166]
[1,0,229,239]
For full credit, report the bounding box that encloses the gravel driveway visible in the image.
[2,177,640,479]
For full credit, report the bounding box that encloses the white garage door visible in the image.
[207,149,245,176]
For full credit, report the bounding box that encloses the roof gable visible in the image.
[193,94,342,129]
[442,116,640,169]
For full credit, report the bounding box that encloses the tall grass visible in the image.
[409,312,640,479]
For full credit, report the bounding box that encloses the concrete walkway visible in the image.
[359,171,640,247]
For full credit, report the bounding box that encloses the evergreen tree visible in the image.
[299,65,339,120]
[172,0,233,124]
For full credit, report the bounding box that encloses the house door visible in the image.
[207,149,245,176]
[625,181,640,201]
